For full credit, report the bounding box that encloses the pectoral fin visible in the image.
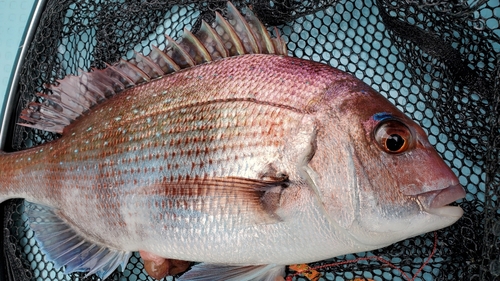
[24,201,131,279]
[177,263,285,281]
[132,176,289,224]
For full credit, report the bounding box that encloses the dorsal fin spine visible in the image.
[131,51,164,79]
[226,2,260,54]
[116,59,150,84]
[47,88,88,115]
[20,2,288,134]
[272,27,287,55]
[150,45,181,74]
[215,11,246,56]
[165,35,196,68]
[198,20,229,59]
[244,9,275,54]
[180,28,213,64]
[90,69,122,99]
[39,93,83,120]
[104,61,135,89]
[102,68,124,92]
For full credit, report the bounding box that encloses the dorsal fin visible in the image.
[19,2,288,134]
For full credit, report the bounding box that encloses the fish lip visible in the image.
[418,184,466,210]
[430,184,466,208]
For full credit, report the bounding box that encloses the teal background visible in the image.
[0,0,36,108]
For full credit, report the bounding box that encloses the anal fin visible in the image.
[177,263,285,281]
[24,201,132,279]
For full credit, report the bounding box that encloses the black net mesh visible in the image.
[1,0,499,280]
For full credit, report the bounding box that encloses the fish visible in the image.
[0,2,466,281]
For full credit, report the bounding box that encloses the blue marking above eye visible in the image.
[372,112,393,121]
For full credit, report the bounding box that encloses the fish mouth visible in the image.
[419,184,466,217]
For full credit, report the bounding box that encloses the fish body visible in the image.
[1,54,394,263]
[0,3,465,280]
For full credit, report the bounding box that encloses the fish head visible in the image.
[308,81,466,247]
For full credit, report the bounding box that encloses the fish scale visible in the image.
[0,3,466,281]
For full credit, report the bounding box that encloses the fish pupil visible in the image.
[386,134,405,151]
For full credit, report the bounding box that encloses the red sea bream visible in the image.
[0,2,465,280]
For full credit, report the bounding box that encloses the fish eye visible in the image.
[374,120,412,154]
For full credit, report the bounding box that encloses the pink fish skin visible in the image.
[0,3,465,280]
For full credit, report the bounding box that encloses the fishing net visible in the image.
[1,0,499,280]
